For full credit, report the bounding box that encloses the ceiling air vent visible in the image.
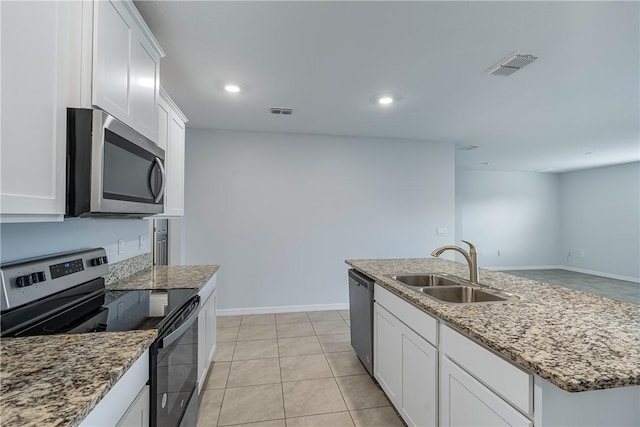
[458,145,479,151]
[270,107,293,115]
[485,52,538,76]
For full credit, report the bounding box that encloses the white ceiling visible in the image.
[135,1,639,173]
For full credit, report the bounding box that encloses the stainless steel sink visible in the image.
[387,273,521,304]
[389,273,466,287]
[417,286,520,303]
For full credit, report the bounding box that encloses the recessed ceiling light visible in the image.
[224,84,241,93]
[378,96,394,105]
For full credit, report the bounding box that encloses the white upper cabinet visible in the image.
[0,1,83,222]
[155,88,187,217]
[1,0,165,223]
[92,0,164,142]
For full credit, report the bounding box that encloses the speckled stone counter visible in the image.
[105,265,219,291]
[0,330,157,427]
[346,258,640,393]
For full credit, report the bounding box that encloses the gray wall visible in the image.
[0,218,150,264]
[184,129,456,312]
[455,169,561,268]
[559,162,640,280]
[456,162,640,281]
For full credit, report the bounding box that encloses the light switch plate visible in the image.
[118,239,125,254]
[139,235,148,249]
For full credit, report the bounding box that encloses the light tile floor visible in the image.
[502,269,639,305]
[198,310,405,427]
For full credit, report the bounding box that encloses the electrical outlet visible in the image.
[139,235,148,249]
[118,239,125,254]
[579,251,585,258]
[436,227,448,236]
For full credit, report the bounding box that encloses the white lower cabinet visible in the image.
[116,385,150,427]
[374,302,403,406]
[80,349,150,427]
[401,327,438,427]
[374,302,438,427]
[198,274,218,393]
[440,357,532,427]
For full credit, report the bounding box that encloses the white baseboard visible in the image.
[218,302,350,316]
[486,265,640,284]
[486,265,563,271]
[559,266,640,284]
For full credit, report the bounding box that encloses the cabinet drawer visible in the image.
[375,284,437,346]
[440,324,532,416]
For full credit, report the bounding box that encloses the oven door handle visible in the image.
[159,298,200,348]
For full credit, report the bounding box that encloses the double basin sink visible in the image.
[387,273,520,304]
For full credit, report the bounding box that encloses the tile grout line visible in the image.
[276,315,287,424]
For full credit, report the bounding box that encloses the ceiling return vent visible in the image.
[269,107,293,115]
[485,52,538,76]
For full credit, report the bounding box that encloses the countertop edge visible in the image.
[105,264,220,292]
[70,330,158,427]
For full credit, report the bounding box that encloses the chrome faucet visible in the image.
[431,240,479,285]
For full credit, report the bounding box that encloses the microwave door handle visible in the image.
[153,157,166,203]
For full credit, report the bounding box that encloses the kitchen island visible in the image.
[347,258,640,426]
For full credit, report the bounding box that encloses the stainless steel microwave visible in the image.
[66,108,165,217]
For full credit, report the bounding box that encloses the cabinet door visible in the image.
[116,385,150,427]
[374,303,402,407]
[206,287,218,367]
[0,0,81,221]
[198,284,217,394]
[92,0,160,143]
[197,298,208,393]
[440,357,532,427]
[401,326,438,427]
[93,0,131,119]
[164,112,185,216]
[157,97,170,152]
[130,35,159,141]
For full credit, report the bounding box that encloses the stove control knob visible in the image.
[16,275,33,287]
[90,256,105,266]
[31,272,46,283]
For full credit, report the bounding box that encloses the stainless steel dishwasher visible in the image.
[348,269,374,376]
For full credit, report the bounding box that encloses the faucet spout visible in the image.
[430,240,479,284]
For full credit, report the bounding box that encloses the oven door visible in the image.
[153,296,200,427]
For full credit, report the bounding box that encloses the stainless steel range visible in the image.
[0,248,199,427]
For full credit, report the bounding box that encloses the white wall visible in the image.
[184,129,455,312]
[559,162,640,281]
[0,218,150,264]
[455,169,561,268]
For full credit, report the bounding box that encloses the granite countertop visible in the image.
[105,265,219,291]
[346,258,640,393]
[0,330,157,427]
